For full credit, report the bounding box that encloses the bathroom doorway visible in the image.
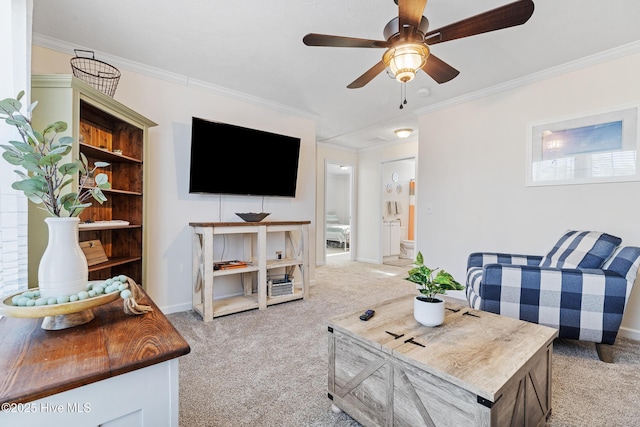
[381,158,416,267]
[325,162,354,264]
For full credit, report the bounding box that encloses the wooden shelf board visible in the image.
[212,295,259,317]
[88,256,142,272]
[266,258,303,269]
[80,142,142,163]
[80,224,141,232]
[212,265,259,277]
[266,288,304,306]
[103,188,143,196]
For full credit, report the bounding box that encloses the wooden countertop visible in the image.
[0,289,190,404]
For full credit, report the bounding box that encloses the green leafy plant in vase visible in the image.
[406,251,464,326]
[0,91,111,299]
[0,91,110,217]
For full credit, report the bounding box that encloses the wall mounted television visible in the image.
[189,117,301,197]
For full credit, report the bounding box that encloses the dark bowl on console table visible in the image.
[235,212,270,222]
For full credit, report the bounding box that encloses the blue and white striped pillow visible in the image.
[540,230,621,269]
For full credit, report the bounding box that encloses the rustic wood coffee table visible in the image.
[327,296,558,426]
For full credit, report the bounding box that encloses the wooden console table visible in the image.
[328,296,558,426]
[190,221,310,321]
[0,289,190,427]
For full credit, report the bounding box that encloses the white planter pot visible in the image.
[414,295,445,327]
[38,217,88,299]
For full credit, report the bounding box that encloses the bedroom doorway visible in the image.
[325,162,353,264]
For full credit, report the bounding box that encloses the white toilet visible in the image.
[400,239,414,259]
[399,227,415,259]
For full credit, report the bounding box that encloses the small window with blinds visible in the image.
[527,106,639,186]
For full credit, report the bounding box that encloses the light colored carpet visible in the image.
[168,259,640,426]
[382,257,414,268]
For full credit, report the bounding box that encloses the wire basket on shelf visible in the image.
[70,49,121,97]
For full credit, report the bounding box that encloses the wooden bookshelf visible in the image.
[31,75,157,286]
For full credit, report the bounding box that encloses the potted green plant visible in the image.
[406,251,464,326]
[0,91,111,298]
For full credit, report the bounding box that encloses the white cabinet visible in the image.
[383,220,401,257]
[0,360,180,427]
[189,221,310,321]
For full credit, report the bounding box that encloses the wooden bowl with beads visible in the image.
[0,280,121,319]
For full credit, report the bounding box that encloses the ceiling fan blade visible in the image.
[424,0,534,45]
[303,33,388,48]
[421,54,459,84]
[347,61,386,89]
[399,0,428,31]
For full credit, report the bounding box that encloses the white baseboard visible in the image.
[160,302,192,315]
[618,326,640,341]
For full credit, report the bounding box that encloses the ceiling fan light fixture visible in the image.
[394,128,413,139]
[383,43,430,83]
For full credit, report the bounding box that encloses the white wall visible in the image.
[31,46,317,313]
[326,174,350,223]
[356,140,418,264]
[417,51,640,339]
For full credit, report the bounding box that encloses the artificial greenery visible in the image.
[0,91,110,217]
[406,251,464,301]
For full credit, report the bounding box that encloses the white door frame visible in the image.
[324,160,355,263]
[379,156,417,264]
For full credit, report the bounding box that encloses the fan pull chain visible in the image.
[399,82,407,109]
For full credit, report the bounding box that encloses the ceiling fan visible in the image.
[303,0,535,89]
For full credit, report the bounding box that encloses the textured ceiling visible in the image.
[32,0,640,150]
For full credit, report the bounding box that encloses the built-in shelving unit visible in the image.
[30,75,157,287]
[189,221,310,321]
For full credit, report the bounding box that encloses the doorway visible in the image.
[325,162,354,264]
[381,158,416,267]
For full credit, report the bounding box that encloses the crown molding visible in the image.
[415,40,640,116]
[185,77,318,121]
[32,33,640,130]
[32,33,319,122]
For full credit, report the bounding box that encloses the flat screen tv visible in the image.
[189,117,301,197]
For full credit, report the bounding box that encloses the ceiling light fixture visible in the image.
[383,43,430,109]
[383,43,430,84]
[394,128,413,139]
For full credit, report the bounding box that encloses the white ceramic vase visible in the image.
[38,217,88,299]
[414,295,445,327]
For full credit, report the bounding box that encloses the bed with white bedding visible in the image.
[325,212,350,249]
